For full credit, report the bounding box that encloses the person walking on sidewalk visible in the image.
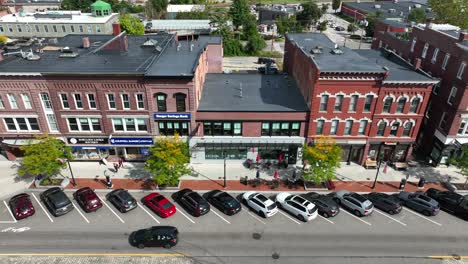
[114,163,119,173]
[118,158,123,169]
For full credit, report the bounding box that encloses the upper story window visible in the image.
[107,94,116,109]
[61,25,66,32]
[7,94,18,109]
[344,120,353,135]
[457,62,466,79]
[159,121,189,136]
[409,98,420,113]
[390,122,399,136]
[330,120,338,135]
[70,25,75,32]
[377,122,386,136]
[457,119,468,135]
[40,93,52,110]
[74,93,83,109]
[442,53,450,70]
[34,25,40,32]
[410,37,417,52]
[0,25,3,32]
[16,25,22,32]
[433,82,440,95]
[60,94,70,109]
[319,95,329,112]
[348,95,358,112]
[383,97,393,113]
[204,121,242,136]
[87,94,97,109]
[44,25,49,33]
[334,95,343,112]
[316,120,324,135]
[87,25,92,33]
[52,25,58,32]
[402,122,413,137]
[79,25,84,33]
[175,93,187,112]
[0,95,4,109]
[358,120,368,135]
[448,87,457,105]
[431,48,439,64]
[396,97,406,113]
[3,117,39,132]
[155,93,167,112]
[439,112,448,130]
[261,122,300,136]
[96,25,101,33]
[112,118,147,132]
[136,94,145,109]
[68,117,101,132]
[364,95,373,112]
[421,43,429,58]
[21,93,32,109]
[121,94,130,109]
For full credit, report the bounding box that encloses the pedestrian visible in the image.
[118,158,123,168]
[114,163,119,173]
[256,170,260,179]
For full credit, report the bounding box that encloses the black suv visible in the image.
[364,192,402,215]
[205,190,242,215]
[426,188,468,219]
[40,187,74,217]
[130,226,179,249]
[257,57,275,64]
[175,189,210,217]
[106,188,137,213]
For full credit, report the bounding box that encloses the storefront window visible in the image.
[234,123,242,135]
[261,123,270,136]
[291,122,300,136]
[223,123,231,135]
[158,121,189,136]
[71,147,109,160]
[126,118,136,131]
[280,123,290,136]
[204,122,212,136]
[203,122,242,136]
[271,123,281,136]
[112,118,147,132]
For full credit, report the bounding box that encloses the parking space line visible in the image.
[3,201,17,223]
[246,211,266,225]
[137,202,160,224]
[318,215,334,224]
[341,209,372,226]
[402,208,442,226]
[177,209,195,224]
[31,193,53,223]
[211,209,231,224]
[97,195,124,224]
[71,201,89,224]
[374,209,406,226]
[278,210,301,225]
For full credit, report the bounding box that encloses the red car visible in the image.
[73,187,103,213]
[9,193,35,220]
[143,193,176,218]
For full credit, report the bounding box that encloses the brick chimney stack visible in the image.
[112,23,121,36]
[414,58,422,70]
[459,31,468,42]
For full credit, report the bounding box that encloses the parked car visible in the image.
[349,34,363,40]
[142,192,176,218]
[425,188,468,219]
[40,187,74,217]
[276,192,318,222]
[242,191,278,218]
[301,192,339,218]
[335,26,345,31]
[332,190,373,217]
[73,187,102,213]
[175,189,210,217]
[257,57,275,64]
[397,191,440,216]
[130,226,178,249]
[8,193,35,220]
[258,64,279,74]
[364,192,402,215]
[205,190,241,216]
[106,188,137,213]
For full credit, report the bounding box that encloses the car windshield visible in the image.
[224,198,239,208]
[350,193,367,203]
[126,200,134,205]
[161,201,172,210]
[267,203,276,211]
[119,191,132,201]
[19,206,30,213]
[419,195,431,202]
[308,206,317,215]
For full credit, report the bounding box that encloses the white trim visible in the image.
[410,94,423,102]
[2,117,40,132]
[316,91,331,97]
[442,53,450,70]
[396,94,409,101]
[61,114,102,118]
[107,93,116,110]
[390,119,402,126]
[431,48,439,64]
[0,114,38,118]
[21,93,32,109]
[383,94,396,101]
[363,92,378,97]
[66,117,102,132]
[447,86,457,105]
[111,117,148,133]
[107,115,149,118]
[87,93,97,109]
[360,117,372,122]
[7,93,18,109]
[135,93,145,110]
[73,93,83,109]
[377,119,390,125]
[121,93,131,110]
[59,93,70,109]
[344,117,358,122]
[403,119,416,126]
[457,62,466,79]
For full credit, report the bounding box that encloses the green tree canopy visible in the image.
[303,136,342,184]
[275,15,303,36]
[429,0,468,29]
[145,0,168,19]
[229,0,250,30]
[321,3,329,14]
[297,0,323,28]
[119,14,144,35]
[243,15,266,55]
[18,135,72,179]
[211,7,244,56]
[332,0,341,13]
[176,10,209,19]
[145,135,191,186]
[347,23,357,33]
[449,145,468,187]
[61,0,93,12]
[407,8,427,23]
[317,20,327,32]
[364,13,382,37]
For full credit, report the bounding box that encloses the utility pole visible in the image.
[371,143,384,189]
[223,151,227,188]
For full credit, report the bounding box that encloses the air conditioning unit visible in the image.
[414,4,421,8]
[391,126,398,130]
[374,4,381,9]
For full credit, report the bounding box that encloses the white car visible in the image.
[276,192,318,222]
[242,191,278,218]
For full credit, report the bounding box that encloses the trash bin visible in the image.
[399,178,407,190]
[418,177,426,188]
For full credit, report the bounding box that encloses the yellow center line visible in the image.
[0,253,186,257]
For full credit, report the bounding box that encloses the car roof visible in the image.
[149,226,178,234]
[350,193,367,203]
[49,191,69,206]
[115,190,132,200]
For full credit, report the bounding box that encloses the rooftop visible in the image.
[344,1,434,20]
[1,0,61,5]
[0,11,118,24]
[144,19,212,30]
[198,73,309,112]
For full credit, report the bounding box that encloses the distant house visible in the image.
[144,19,212,36]
[341,1,434,22]
[0,0,62,13]
[258,4,302,25]
[166,4,205,19]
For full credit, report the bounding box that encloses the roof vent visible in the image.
[310,48,322,54]
[142,37,158,47]
[331,47,343,55]
[414,4,421,8]
[374,4,381,9]
[60,46,73,53]
[59,53,79,58]
[388,8,396,13]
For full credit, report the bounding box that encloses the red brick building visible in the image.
[284,33,438,166]
[373,24,468,166]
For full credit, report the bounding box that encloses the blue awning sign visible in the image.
[110,137,154,145]
[153,113,191,119]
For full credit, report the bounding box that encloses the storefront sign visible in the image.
[68,137,109,145]
[110,137,154,145]
[153,113,191,119]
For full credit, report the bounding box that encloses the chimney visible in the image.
[82,37,90,48]
[414,58,422,70]
[425,18,434,29]
[459,31,468,42]
[112,23,121,36]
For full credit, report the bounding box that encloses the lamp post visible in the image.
[223,150,227,188]
[371,143,384,189]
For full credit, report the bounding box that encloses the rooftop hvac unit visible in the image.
[388,8,396,13]
[374,4,381,9]
[414,4,421,8]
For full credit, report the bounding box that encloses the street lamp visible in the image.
[371,143,384,189]
[62,149,76,187]
[223,150,227,188]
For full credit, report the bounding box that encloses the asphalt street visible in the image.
[1,190,468,264]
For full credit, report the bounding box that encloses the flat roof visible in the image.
[144,20,211,30]
[344,1,434,20]
[198,74,309,112]
[0,12,118,24]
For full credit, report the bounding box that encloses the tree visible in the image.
[176,10,209,19]
[61,0,93,12]
[145,135,191,186]
[243,15,266,55]
[407,8,427,23]
[449,145,468,187]
[347,23,357,33]
[321,3,329,14]
[0,35,8,44]
[332,0,341,13]
[119,14,144,35]
[302,136,342,184]
[317,21,327,32]
[364,12,382,37]
[18,135,72,180]
[275,15,302,36]
[297,0,323,29]
[429,0,468,29]
[229,0,250,30]
[145,0,168,19]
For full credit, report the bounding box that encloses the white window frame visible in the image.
[136,93,145,109]
[40,93,52,110]
[107,93,116,109]
[3,117,40,132]
[60,93,70,109]
[21,93,32,109]
[316,120,325,135]
[457,62,466,79]
[421,43,429,58]
[358,120,368,135]
[7,94,18,109]
[334,95,343,112]
[319,95,329,112]
[96,25,101,33]
[348,95,358,112]
[439,112,447,129]
[121,93,130,110]
[87,93,97,109]
[330,120,338,135]
[442,53,450,70]
[344,120,353,135]
[0,95,4,109]
[431,48,439,64]
[410,38,416,52]
[448,87,457,105]
[111,118,148,133]
[67,117,101,132]
[457,119,468,135]
[73,93,83,109]
[46,114,59,132]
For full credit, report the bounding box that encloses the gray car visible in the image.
[397,192,440,216]
[332,190,373,217]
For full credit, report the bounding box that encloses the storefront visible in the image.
[109,137,154,161]
[367,142,412,162]
[340,144,366,164]
[429,138,459,166]
[154,113,191,136]
[67,137,110,160]
[1,137,66,161]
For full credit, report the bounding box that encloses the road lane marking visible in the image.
[374,209,406,226]
[318,215,334,224]
[71,201,89,224]
[3,201,17,223]
[31,193,53,223]
[1,227,30,233]
[341,209,372,226]
[246,210,266,225]
[97,195,124,224]
[177,209,195,224]
[137,202,160,224]
[278,210,301,225]
[430,256,468,259]
[211,209,231,224]
[0,253,185,257]
[402,207,442,226]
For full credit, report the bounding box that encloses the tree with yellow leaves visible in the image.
[303,136,342,184]
[145,134,191,186]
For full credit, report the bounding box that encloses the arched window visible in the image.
[409,98,420,113]
[174,93,187,112]
[390,122,400,136]
[377,122,386,136]
[383,97,393,113]
[402,122,413,137]
[155,93,167,112]
[396,97,407,113]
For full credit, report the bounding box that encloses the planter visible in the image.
[34,178,70,189]
[304,181,327,191]
[157,181,181,190]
